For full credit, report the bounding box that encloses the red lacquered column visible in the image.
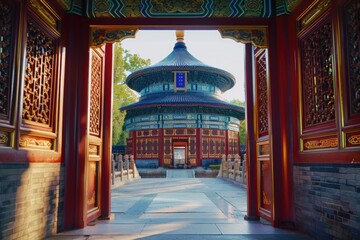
[244,43,259,221]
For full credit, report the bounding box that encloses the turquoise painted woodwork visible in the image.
[60,0,303,17]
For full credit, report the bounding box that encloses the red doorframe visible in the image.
[100,43,114,220]
[244,44,260,221]
[62,15,90,229]
[61,19,296,229]
[172,140,188,167]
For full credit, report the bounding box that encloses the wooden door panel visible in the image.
[85,46,105,224]
[259,159,272,216]
[254,48,273,222]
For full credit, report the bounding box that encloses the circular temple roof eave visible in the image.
[125,41,237,92]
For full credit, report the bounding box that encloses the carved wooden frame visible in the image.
[293,0,360,162]
[0,0,20,149]
[296,2,339,152]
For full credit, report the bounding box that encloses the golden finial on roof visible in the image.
[176,30,184,42]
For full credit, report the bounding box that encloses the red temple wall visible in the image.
[127,128,240,167]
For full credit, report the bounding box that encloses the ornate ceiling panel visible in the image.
[58,0,303,18]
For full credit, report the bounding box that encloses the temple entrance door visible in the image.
[252,47,273,223]
[84,46,106,224]
[173,141,187,168]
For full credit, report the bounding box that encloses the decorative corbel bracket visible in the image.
[90,28,138,47]
[218,26,268,48]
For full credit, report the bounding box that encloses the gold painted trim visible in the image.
[89,145,99,155]
[334,11,345,149]
[89,28,138,47]
[19,136,52,149]
[303,138,338,149]
[29,0,57,29]
[0,133,9,144]
[348,135,360,145]
[297,36,304,141]
[297,0,331,32]
[218,26,269,48]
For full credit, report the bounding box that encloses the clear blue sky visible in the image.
[121,30,245,102]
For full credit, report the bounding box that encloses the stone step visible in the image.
[166,169,195,178]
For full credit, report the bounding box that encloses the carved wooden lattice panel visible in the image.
[202,138,209,158]
[189,137,196,157]
[89,49,103,136]
[135,138,159,158]
[300,21,335,127]
[228,130,239,155]
[256,50,269,136]
[23,21,56,127]
[0,1,15,118]
[164,137,172,165]
[126,138,132,154]
[344,0,360,116]
[136,138,142,156]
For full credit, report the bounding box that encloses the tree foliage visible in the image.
[112,43,151,146]
[230,99,246,145]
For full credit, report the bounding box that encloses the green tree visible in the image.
[112,43,151,146]
[230,99,246,145]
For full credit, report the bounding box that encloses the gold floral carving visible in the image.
[29,0,57,28]
[89,145,98,155]
[262,191,271,205]
[87,192,96,205]
[19,136,52,149]
[219,27,268,48]
[348,135,360,145]
[304,138,338,149]
[0,133,9,144]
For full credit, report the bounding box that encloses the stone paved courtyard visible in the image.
[50,176,311,239]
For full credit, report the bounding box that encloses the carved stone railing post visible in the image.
[124,154,130,180]
[130,155,135,178]
[234,154,241,181]
[117,154,123,172]
[226,154,232,178]
[222,154,227,177]
[111,154,115,185]
[117,154,123,181]
[217,155,226,177]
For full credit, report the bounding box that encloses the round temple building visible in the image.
[121,31,245,168]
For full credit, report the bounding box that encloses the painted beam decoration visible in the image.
[59,0,304,18]
[219,27,268,48]
[90,28,137,47]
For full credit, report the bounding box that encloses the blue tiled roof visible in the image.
[120,92,244,118]
[126,42,236,92]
